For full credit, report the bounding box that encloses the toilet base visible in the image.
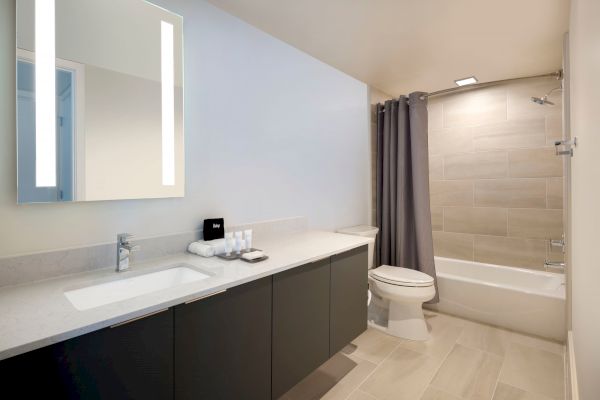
[387,301,430,341]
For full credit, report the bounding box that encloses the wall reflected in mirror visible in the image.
[16,0,184,203]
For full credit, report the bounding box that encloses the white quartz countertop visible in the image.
[0,231,372,361]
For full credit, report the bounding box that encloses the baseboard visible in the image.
[566,331,579,400]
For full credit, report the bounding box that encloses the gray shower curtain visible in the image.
[375,92,438,303]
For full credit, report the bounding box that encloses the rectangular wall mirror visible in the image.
[16,0,184,203]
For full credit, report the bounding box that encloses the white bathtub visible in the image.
[426,257,566,341]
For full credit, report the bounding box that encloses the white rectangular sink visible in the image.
[64,265,211,311]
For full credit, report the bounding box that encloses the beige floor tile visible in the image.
[398,311,465,361]
[493,382,555,400]
[420,386,462,400]
[351,328,401,365]
[457,320,512,357]
[470,352,504,400]
[360,347,440,400]
[508,331,565,356]
[285,353,359,400]
[321,355,378,400]
[347,390,379,400]
[499,342,564,400]
[430,344,501,399]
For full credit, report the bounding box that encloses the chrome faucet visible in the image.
[117,233,141,272]
[544,260,565,271]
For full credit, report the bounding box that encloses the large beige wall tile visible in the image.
[433,231,474,260]
[474,235,546,269]
[546,177,563,209]
[428,100,444,131]
[431,207,443,231]
[509,149,563,178]
[429,155,443,179]
[507,79,563,120]
[429,127,472,155]
[444,207,507,236]
[443,87,507,128]
[472,118,546,151]
[444,152,507,180]
[474,179,546,208]
[430,180,473,206]
[508,209,563,239]
[545,112,563,145]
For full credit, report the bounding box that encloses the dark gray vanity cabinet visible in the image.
[174,277,272,400]
[271,258,331,399]
[330,245,368,355]
[0,307,174,400]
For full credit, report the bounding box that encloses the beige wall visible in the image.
[427,79,564,270]
[0,0,369,257]
[569,0,600,398]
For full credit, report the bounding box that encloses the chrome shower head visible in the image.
[531,96,555,106]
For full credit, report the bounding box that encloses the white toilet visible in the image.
[368,265,435,341]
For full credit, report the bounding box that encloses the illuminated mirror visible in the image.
[16,0,184,203]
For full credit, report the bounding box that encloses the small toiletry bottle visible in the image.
[234,231,243,254]
[244,229,253,251]
[224,232,233,256]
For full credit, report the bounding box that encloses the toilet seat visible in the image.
[369,265,434,287]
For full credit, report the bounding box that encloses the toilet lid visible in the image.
[370,265,434,287]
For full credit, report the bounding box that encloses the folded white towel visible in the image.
[188,242,216,257]
[241,250,265,261]
[188,238,236,257]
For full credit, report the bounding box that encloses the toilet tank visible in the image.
[336,225,379,269]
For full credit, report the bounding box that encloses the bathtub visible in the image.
[426,257,566,341]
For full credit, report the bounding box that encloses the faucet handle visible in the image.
[117,233,134,243]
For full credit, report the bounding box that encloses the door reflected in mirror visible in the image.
[16,0,184,203]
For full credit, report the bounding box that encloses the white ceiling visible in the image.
[206,0,570,96]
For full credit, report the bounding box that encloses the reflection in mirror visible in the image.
[16,0,184,203]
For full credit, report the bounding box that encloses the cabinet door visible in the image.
[174,277,272,400]
[330,245,368,355]
[272,259,330,399]
[0,307,174,400]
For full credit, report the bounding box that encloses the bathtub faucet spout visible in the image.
[544,260,565,271]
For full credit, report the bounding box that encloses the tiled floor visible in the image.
[321,310,565,400]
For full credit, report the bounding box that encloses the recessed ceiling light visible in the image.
[454,76,478,87]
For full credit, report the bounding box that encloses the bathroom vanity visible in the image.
[0,232,369,400]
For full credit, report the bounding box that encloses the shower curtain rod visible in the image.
[379,70,563,109]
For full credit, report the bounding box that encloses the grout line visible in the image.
[342,339,404,400]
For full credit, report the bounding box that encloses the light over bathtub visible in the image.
[426,257,566,341]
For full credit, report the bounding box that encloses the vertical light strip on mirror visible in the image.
[161,21,175,186]
[35,0,56,187]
